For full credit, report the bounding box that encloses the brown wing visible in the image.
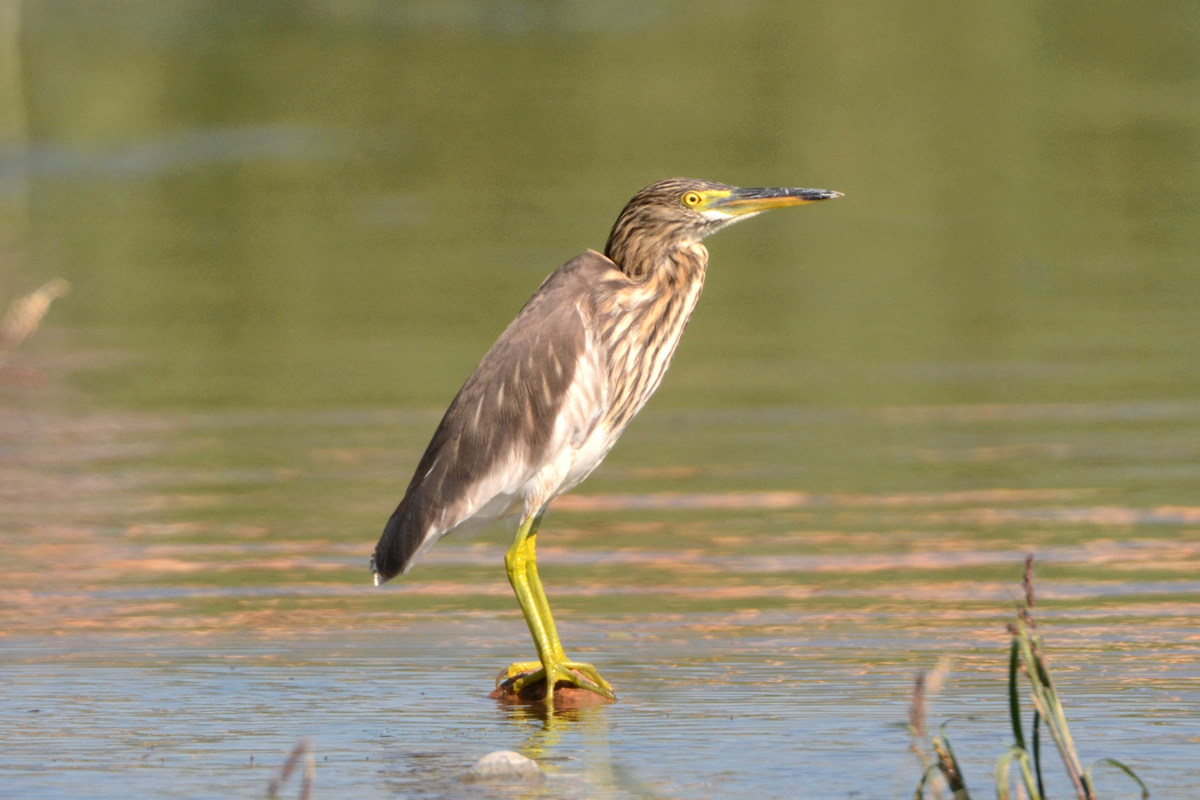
[371,250,621,582]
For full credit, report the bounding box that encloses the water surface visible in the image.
[2,2,1199,798]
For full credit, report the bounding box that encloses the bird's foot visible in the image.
[501,660,544,682]
[501,657,616,701]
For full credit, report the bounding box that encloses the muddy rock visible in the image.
[489,668,616,708]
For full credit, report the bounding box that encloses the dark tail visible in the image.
[371,499,427,584]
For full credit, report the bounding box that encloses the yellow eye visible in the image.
[682,191,702,207]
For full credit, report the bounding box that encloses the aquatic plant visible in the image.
[911,556,1149,800]
[909,658,971,800]
[266,738,314,800]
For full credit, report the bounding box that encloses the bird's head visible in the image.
[604,178,841,276]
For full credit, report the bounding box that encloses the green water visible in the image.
[2,2,1199,798]
[6,1,1199,410]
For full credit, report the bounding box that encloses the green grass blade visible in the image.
[1086,758,1149,799]
[996,746,1042,800]
[1033,710,1045,800]
[995,749,1016,800]
[933,727,971,799]
[1009,639,1025,750]
[1016,619,1091,799]
[913,762,941,800]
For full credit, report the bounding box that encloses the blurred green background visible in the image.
[3,0,1197,411]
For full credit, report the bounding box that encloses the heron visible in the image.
[371,178,841,702]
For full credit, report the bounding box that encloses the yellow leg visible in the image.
[525,521,613,696]
[525,514,564,659]
[502,511,615,701]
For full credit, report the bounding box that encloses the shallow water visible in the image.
[3,2,1200,798]
[4,405,1200,798]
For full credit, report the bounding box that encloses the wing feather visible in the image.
[371,251,621,582]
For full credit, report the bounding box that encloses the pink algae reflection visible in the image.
[867,400,1200,424]
[554,488,1098,512]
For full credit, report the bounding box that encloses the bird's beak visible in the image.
[706,187,842,216]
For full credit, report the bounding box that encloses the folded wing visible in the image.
[371,252,620,582]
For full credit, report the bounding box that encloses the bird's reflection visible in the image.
[499,704,668,799]
[502,702,587,761]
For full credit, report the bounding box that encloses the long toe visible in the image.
[559,660,615,695]
[509,667,548,695]
[550,662,616,700]
[503,660,544,682]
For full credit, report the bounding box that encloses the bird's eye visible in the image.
[682,192,702,207]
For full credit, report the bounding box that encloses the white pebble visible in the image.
[466,750,543,782]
